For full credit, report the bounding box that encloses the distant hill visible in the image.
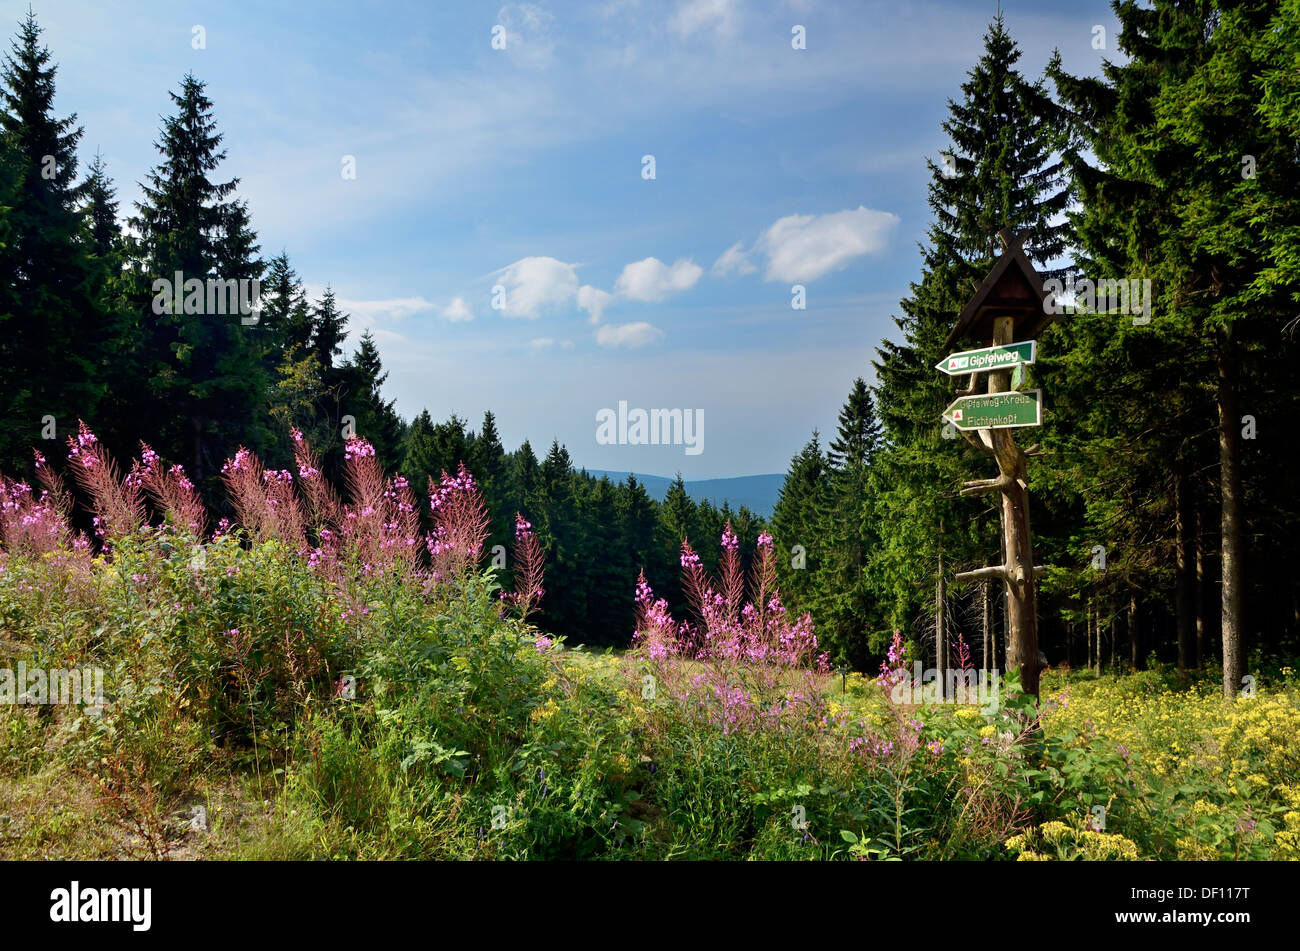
[584,470,784,520]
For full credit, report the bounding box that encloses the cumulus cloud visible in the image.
[613,257,703,302]
[493,256,580,318]
[756,206,899,282]
[530,337,555,348]
[711,241,757,277]
[442,296,475,322]
[596,321,664,348]
[578,284,614,323]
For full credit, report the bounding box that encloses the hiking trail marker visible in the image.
[935,340,1036,376]
[943,390,1042,431]
[941,228,1052,699]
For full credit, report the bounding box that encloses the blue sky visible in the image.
[30,0,1117,478]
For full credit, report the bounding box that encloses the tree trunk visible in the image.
[1128,592,1140,671]
[981,581,990,672]
[1086,604,1093,674]
[1196,506,1207,669]
[1109,606,1116,673]
[1218,325,1245,698]
[1175,462,1196,678]
[936,545,947,697]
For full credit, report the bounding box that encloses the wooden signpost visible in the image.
[941,229,1051,698]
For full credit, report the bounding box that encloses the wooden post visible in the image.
[987,315,1041,696]
[943,230,1048,698]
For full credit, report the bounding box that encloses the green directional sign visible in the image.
[943,390,1042,430]
[936,340,1036,376]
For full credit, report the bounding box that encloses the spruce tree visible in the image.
[127,73,268,492]
[771,431,828,615]
[812,380,882,668]
[0,11,99,469]
[343,329,405,468]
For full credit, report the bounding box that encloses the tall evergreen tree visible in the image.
[771,431,829,614]
[343,329,405,469]
[0,11,100,470]
[82,151,117,257]
[126,73,268,492]
[812,380,882,668]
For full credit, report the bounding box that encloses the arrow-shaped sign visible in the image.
[943,390,1042,431]
[936,340,1036,376]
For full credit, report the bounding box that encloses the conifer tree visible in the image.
[127,73,268,492]
[0,11,99,469]
[771,431,828,614]
[343,329,405,469]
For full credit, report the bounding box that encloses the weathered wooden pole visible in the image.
[940,230,1048,698]
[987,315,1041,696]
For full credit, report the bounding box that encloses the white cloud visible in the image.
[561,339,575,349]
[530,337,556,348]
[756,206,899,282]
[578,284,614,323]
[442,296,475,322]
[496,3,558,70]
[670,0,739,37]
[334,296,436,322]
[596,321,664,348]
[614,257,703,302]
[493,256,580,318]
[711,241,757,277]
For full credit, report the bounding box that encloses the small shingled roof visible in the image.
[943,228,1055,349]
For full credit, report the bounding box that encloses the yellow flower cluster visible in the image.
[1006,820,1139,861]
[530,698,561,723]
[1212,695,1300,788]
[1044,677,1228,779]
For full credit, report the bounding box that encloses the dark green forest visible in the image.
[2,3,1298,697]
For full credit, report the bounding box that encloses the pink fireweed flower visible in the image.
[344,437,376,460]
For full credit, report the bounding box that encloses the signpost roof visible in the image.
[944,229,1055,350]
